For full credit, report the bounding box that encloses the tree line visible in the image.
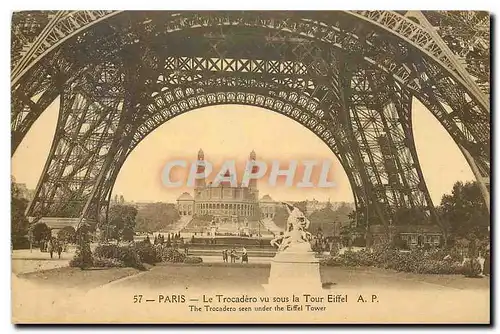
[11,178,489,247]
[271,181,489,243]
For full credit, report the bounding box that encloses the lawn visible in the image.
[16,261,490,292]
[319,266,490,291]
[112,262,271,291]
[17,266,145,291]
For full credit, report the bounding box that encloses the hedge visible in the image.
[320,244,472,275]
[70,241,205,270]
[93,244,146,270]
[155,245,187,263]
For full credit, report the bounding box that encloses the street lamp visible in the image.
[258,219,261,240]
[388,218,395,243]
[28,228,33,253]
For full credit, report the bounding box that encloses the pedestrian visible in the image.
[222,249,227,262]
[241,247,248,264]
[57,240,63,259]
[48,239,54,259]
[483,247,490,276]
[230,249,236,263]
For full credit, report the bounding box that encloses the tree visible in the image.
[135,203,181,232]
[11,180,29,244]
[309,206,335,234]
[57,226,76,243]
[437,181,489,240]
[292,201,308,214]
[339,225,353,246]
[308,205,353,236]
[166,233,171,247]
[336,202,354,216]
[71,223,93,269]
[122,227,135,242]
[100,204,138,241]
[32,223,51,243]
[392,233,408,250]
[393,207,428,226]
[273,206,289,229]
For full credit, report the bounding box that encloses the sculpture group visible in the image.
[265,202,323,291]
[271,203,313,253]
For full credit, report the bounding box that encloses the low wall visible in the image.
[189,236,273,247]
[187,243,275,251]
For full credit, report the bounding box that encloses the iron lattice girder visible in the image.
[139,37,490,161]
[146,33,488,164]
[14,11,490,224]
[350,10,489,106]
[130,78,432,225]
[11,10,118,81]
[29,77,369,220]
[126,57,410,227]
[11,10,490,106]
[12,12,490,160]
[11,10,56,69]
[93,81,374,225]
[26,60,436,230]
[422,11,490,90]
[11,26,128,154]
[26,64,126,218]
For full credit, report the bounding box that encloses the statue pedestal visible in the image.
[263,249,323,293]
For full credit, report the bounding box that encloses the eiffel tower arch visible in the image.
[11,11,490,232]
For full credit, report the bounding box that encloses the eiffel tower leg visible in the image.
[25,61,126,221]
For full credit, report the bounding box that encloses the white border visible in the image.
[3,2,498,333]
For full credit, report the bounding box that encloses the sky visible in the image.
[11,98,475,205]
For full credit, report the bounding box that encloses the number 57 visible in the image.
[133,295,143,303]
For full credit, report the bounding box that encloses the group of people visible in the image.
[146,233,189,255]
[41,238,64,259]
[152,232,182,245]
[222,247,248,263]
[311,235,337,254]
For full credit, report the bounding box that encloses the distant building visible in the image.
[260,195,277,219]
[134,202,152,210]
[305,199,354,215]
[14,183,35,201]
[176,149,278,223]
[305,199,328,214]
[177,192,194,216]
[369,224,443,247]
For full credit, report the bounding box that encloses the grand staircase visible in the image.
[260,218,283,235]
[180,217,276,237]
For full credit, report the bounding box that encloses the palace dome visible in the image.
[260,194,274,202]
[177,192,194,201]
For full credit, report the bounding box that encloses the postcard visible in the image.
[11,10,490,324]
